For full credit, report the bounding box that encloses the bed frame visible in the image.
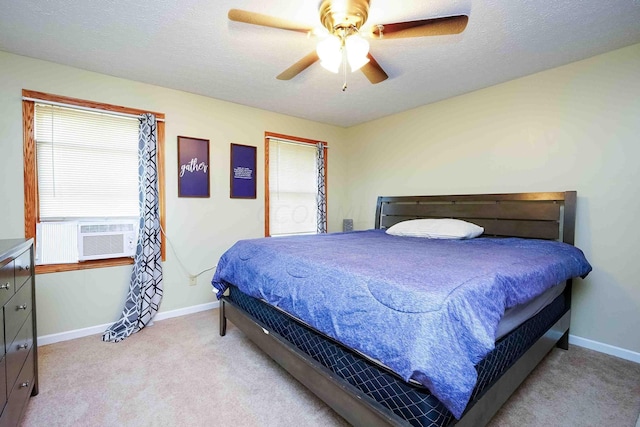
[219,191,577,426]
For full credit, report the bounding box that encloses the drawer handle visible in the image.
[17,343,28,350]
[17,304,28,310]
[0,282,9,290]
[20,381,29,388]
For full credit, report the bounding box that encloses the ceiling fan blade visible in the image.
[371,15,469,39]
[228,9,313,33]
[277,51,320,80]
[360,54,388,84]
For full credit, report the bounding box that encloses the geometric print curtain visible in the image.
[316,142,327,234]
[103,113,164,342]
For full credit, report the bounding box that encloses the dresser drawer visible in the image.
[0,260,14,307]
[0,349,34,427]
[5,313,33,393]
[4,278,32,346]
[13,249,32,289]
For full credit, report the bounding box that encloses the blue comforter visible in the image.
[211,230,591,418]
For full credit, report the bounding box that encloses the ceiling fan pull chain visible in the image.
[342,46,348,91]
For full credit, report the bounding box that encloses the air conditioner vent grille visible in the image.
[78,220,138,261]
[82,235,126,257]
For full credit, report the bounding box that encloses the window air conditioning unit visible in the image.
[77,221,139,261]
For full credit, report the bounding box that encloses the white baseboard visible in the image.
[153,301,219,322]
[37,301,220,346]
[569,334,640,364]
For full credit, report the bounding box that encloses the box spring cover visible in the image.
[226,285,568,427]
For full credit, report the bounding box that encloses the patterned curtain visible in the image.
[316,142,327,234]
[103,113,164,342]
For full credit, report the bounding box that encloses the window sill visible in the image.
[35,257,134,274]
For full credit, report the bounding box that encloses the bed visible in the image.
[212,191,591,426]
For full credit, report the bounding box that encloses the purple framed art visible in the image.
[178,136,210,198]
[230,143,257,199]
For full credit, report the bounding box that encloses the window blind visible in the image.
[269,139,317,236]
[35,104,139,220]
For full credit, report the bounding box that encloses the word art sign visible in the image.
[178,136,210,198]
[230,143,256,199]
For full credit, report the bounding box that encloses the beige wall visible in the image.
[345,43,640,354]
[0,51,348,336]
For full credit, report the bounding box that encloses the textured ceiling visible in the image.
[1,0,639,127]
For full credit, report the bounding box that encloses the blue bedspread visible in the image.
[211,230,591,418]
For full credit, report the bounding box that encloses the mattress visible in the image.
[225,285,569,427]
[496,282,565,339]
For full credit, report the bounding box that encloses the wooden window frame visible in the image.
[22,89,166,274]
[264,131,328,237]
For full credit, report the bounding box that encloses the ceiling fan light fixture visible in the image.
[317,35,342,73]
[317,35,341,61]
[345,33,370,71]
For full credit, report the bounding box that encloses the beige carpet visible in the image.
[22,309,640,427]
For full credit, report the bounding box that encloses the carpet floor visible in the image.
[22,309,640,427]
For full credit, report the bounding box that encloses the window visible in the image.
[35,104,140,219]
[22,90,166,273]
[265,132,327,237]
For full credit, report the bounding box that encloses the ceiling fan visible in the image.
[228,0,469,88]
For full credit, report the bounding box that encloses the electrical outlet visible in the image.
[189,275,197,286]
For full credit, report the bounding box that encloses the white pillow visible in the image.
[385,218,484,239]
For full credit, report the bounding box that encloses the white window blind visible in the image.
[35,104,140,220]
[269,139,317,236]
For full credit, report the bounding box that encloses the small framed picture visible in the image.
[230,143,257,199]
[177,136,210,198]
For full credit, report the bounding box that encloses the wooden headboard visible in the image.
[375,191,576,244]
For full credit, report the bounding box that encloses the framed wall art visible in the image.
[177,136,210,198]
[230,143,257,199]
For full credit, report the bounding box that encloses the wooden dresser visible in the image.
[0,239,38,426]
